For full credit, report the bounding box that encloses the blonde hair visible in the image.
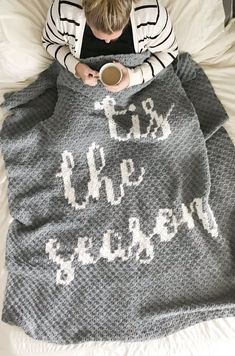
[83,0,133,34]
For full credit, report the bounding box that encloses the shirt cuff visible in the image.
[127,67,144,87]
[66,54,80,76]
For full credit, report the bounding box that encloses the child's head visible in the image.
[83,0,132,41]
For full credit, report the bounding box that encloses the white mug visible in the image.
[99,63,123,86]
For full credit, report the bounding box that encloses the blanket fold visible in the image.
[1,53,235,344]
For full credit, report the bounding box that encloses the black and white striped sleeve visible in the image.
[42,0,79,74]
[129,3,178,86]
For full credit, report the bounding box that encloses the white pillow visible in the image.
[0,0,52,82]
[161,0,225,54]
[0,0,226,83]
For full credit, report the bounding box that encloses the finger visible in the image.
[88,77,98,86]
[89,82,97,87]
[84,79,94,85]
[84,70,98,79]
[84,73,98,83]
[89,70,99,78]
[112,61,125,71]
[85,80,97,86]
[106,81,123,90]
[105,86,120,92]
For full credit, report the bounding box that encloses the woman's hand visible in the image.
[104,62,130,92]
[75,63,99,86]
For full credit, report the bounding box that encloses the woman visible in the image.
[42,0,178,92]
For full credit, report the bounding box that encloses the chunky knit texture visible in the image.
[1,53,235,344]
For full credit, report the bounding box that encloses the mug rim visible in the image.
[99,63,123,86]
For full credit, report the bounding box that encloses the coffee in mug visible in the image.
[100,63,123,86]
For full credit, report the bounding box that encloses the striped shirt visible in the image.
[42,0,179,86]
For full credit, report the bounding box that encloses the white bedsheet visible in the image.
[0,3,235,356]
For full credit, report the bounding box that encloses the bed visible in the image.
[0,0,235,355]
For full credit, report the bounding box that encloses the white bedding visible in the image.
[0,1,235,355]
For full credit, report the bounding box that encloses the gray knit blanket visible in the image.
[1,53,235,344]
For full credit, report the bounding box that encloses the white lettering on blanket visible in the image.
[94,96,174,141]
[56,144,145,209]
[46,197,218,285]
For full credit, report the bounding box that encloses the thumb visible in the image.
[112,61,125,71]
